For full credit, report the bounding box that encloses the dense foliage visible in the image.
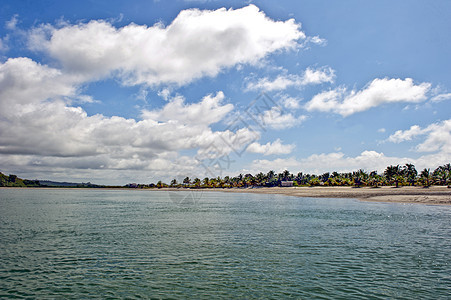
[154,163,451,189]
[0,172,105,188]
[0,172,40,187]
[2,163,450,189]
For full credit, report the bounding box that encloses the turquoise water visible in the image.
[0,189,450,299]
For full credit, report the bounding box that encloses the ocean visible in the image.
[0,188,449,298]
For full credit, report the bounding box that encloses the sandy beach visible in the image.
[202,186,451,205]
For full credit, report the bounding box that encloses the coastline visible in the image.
[1,186,450,205]
[199,186,451,205]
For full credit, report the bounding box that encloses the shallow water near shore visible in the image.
[0,189,450,299]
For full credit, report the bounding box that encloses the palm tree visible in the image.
[320,172,330,184]
[193,178,201,188]
[255,172,266,186]
[309,176,321,186]
[368,171,383,188]
[266,170,277,187]
[353,169,368,188]
[223,176,231,188]
[170,179,178,187]
[403,164,417,186]
[433,164,451,186]
[325,177,339,186]
[420,168,431,187]
[282,170,291,181]
[156,180,166,188]
[384,165,401,187]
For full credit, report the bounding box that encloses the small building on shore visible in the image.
[280,181,294,187]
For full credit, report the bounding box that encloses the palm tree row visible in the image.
[149,163,451,189]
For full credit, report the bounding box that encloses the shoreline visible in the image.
[201,186,451,205]
[2,185,450,205]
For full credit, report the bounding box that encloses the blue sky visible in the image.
[1,0,450,184]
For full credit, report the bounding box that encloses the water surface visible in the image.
[0,189,449,298]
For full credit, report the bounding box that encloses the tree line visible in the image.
[0,172,106,188]
[150,163,451,189]
[2,163,450,189]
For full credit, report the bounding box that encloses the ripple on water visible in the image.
[0,189,450,299]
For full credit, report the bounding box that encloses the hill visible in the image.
[0,172,40,187]
[0,172,103,188]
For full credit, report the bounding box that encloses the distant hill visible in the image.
[38,180,80,187]
[0,172,103,188]
[0,172,40,187]
[38,180,103,188]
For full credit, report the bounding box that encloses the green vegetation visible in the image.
[2,163,450,189]
[0,172,40,187]
[145,163,451,189]
[0,172,106,188]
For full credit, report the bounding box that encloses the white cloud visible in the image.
[387,125,423,143]
[0,57,77,110]
[0,57,252,180]
[307,35,327,46]
[246,139,295,155]
[431,93,451,102]
[246,120,451,176]
[260,107,307,130]
[142,91,233,126]
[246,66,335,91]
[302,67,335,85]
[247,150,448,175]
[0,88,249,178]
[73,95,100,104]
[305,78,431,116]
[378,128,386,133]
[416,120,451,153]
[29,5,305,86]
[280,96,302,109]
[158,88,171,100]
[195,127,260,160]
[6,15,19,30]
[0,4,310,184]
[387,119,451,153]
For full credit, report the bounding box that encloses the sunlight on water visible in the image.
[0,189,450,298]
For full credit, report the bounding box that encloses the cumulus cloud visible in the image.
[259,107,307,130]
[280,96,302,109]
[0,4,312,183]
[247,150,448,176]
[246,139,295,155]
[29,5,305,86]
[387,125,423,143]
[0,57,76,109]
[387,119,451,153]
[246,119,451,176]
[246,66,335,91]
[141,92,233,126]
[158,88,171,100]
[0,88,254,177]
[305,78,431,116]
[0,56,254,176]
[0,153,200,185]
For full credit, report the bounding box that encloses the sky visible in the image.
[0,0,450,185]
